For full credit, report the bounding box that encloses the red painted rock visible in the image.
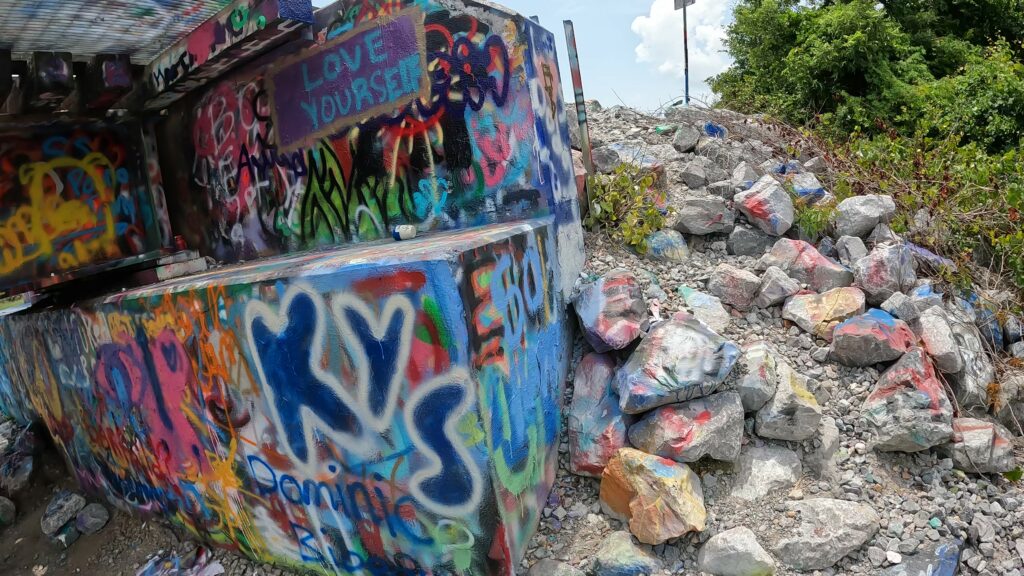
[941,418,1016,474]
[853,243,917,305]
[569,353,630,477]
[831,309,916,367]
[574,269,649,353]
[600,448,707,544]
[861,348,953,452]
[627,391,744,463]
[734,175,795,236]
[782,287,866,341]
[758,239,853,292]
[708,264,761,311]
[738,341,778,411]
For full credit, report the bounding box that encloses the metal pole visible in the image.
[683,3,690,106]
[563,20,594,207]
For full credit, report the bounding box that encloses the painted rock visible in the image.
[775,499,880,571]
[861,348,953,452]
[528,560,585,576]
[730,444,802,501]
[697,526,777,576]
[569,353,631,477]
[734,175,795,236]
[727,225,777,257]
[782,287,866,341]
[906,241,957,273]
[947,313,995,415]
[678,287,730,333]
[853,243,917,305]
[992,371,1024,435]
[737,341,778,412]
[789,172,828,205]
[881,291,920,323]
[627,391,744,463]
[49,522,80,549]
[882,539,962,576]
[831,309,916,367]
[672,195,735,236]
[75,502,110,535]
[755,360,822,442]
[833,194,896,238]
[754,266,801,309]
[708,264,761,311]
[917,308,963,374]
[940,418,1016,474]
[645,229,689,263]
[592,531,662,576]
[909,282,944,310]
[975,305,1004,351]
[835,235,869,267]
[41,490,86,536]
[616,315,740,414]
[733,161,760,190]
[758,239,853,293]
[1004,315,1023,348]
[574,269,649,353]
[600,448,707,544]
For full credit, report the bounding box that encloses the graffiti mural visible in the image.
[0,220,565,575]
[0,124,162,290]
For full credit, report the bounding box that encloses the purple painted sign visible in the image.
[269,8,428,149]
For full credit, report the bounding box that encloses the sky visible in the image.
[311,0,736,112]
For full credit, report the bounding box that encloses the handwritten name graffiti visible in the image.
[270,9,428,149]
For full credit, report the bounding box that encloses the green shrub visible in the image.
[583,164,667,253]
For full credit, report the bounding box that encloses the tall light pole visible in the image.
[675,0,695,106]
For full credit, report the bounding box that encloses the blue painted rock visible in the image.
[592,531,662,576]
[600,448,706,544]
[1004,315,1023,348]
[75,503,110,535]
[678,287,730,333]
[853,243,917,305]
[906,242,957,273]
[861,348,953,452]
[782,287,866,341]
[734,175,795,236]
[790,172,829,205]
[645,229,689,263]
[569,353,630,477]
[831,309,916,367]
[758,239,853,293]
[616,314,740,414]
[574,269,648,353]
[882,539,962,576]
[940,418,1015,474]
[627,391,744,463]
[49,522,80,549]
[755,360,822,442]
[40,490,86,536]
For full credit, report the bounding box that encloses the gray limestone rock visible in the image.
[755,360,822,442]
[75,502,110,536]
[698,526,776,576]
[940,418,1016,474]
[681,161,708,189]
[673,196,735,236]
[672,124,701,153]
[917,307,964,374]
[738,341,778,412]
[834,195,897,238]
[881,292,920,323]
[754,266,801,308]
[734,175,795,236]
[775,499,880,571]
[730,444,802,501]
[836,235,869,267]
[708,264,761,311]
[727,225,777,257]
[528,560,585,576]
[854,243,917,305]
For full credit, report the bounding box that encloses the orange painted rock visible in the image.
[599,448,707,544]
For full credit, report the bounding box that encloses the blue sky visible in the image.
[311,0,735,112]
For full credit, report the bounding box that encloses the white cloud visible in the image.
[631,0,733,103]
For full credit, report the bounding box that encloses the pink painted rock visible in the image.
[627,391,744,463]
[758,239,853,292]
[941,418,1016,474]
[569,353,631,477]
[734,175,795,236]
[831,309,917,367]
[574,269,649,353]
[861,348,953,452]
[853,243,917,305]
[708,264,761,311]
[782,287,866,341]
[600,448,707,544]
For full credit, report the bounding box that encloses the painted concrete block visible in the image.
[81,54,134,111]
[0,218,567,574]
[25,51,73,110]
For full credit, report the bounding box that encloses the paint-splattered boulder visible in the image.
[574,269,648,353]
[0,424,41,494]
[727,225,777,257]
[600,448,707,544]
[75,503,110,535]
[616,315,740,414]
[592,531,662,576]
[754,266,801,308]
[672,195,735,235]
[755,360,822,442]
[645,229,689,263]
[853,243,917,305]
[861,348,953,452]
[737,341,778,412]
[775,499,880,571]
[757,239,853,293]
[881,539,962,576]
[678,287,730,333]
[836,235,869,267]
[880,291,920,323]
[830,309,916,367]
[708,264,761,311]
[917,307,964,374]
[833,194,896,238]
[940,418,1016,474]
[627,391,744,463]
[782,287,866,341]
[569,353,631,477]
[730,444,802,501]
[697,526,777,576]
[789,172,830,205]
[907,241,958,273]
[948,314,995,415]
[733,162,760,190]
[40,490,86,536]
[909,282,944,311]
[734,175,795,236]
[49,522,80,549]
[528,560,585,576]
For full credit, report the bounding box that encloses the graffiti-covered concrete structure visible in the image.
[0,0,585,574]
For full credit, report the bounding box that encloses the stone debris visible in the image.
[134,547,225,576]
[861,348,954,452]
[75,502,110,535]
[782,287,866,341]
[697,526,776,576]
[0,495,14,526]
[947,314,996,415]
[730,444,802,501]
[836,235,869,267]
[757,239,854,292]
[881,291,920,323]
[853,243,917,305]
[804,156,827,174]
[727,225,777,257]
[677,287,731,333]
[0,423,40,494]
[672,195,735,235]
[644,229,689,263]
[592,531,662,576]
[40,490,86,536]
[753,266,801,308]
[834,194,897,238]
[681,161,708,189]
[755,360,822,441]
[734,175,795,236]
[672,123,701,153]
[992,371,1024,435]
[615,315,740,414]
[737,341,778,411]
[600,448,707,544]
[627,391,744,463]
[574,269,649,353]
[527,560,584,576]
[808,416,841,478]
[569,353,630,477]
[732,161,760,190]
[830,309,916,367]
[775,499,880,571]
[708,263,761,311]
[916,307,964,374]
[941,418,1016,474]
[592,145,622,174]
